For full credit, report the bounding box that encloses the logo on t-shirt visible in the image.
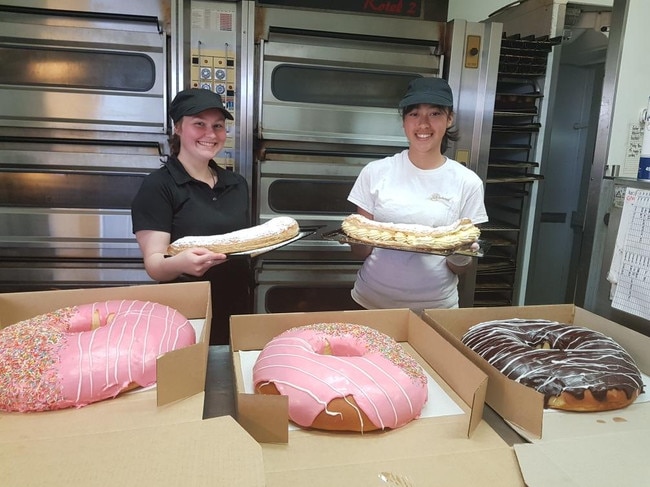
[429,193,452,202]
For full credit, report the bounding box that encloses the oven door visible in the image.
[0,137,160,292]
[0,4,167,137]
[0,1,186,294]
[257,9,443,146]
[254,261,360,314]
[256,148,390,259]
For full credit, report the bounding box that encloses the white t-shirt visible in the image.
[347,149,488,313]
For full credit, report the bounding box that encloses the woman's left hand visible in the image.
[445,253,473,274]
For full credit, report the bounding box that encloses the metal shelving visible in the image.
[476,33,561,306]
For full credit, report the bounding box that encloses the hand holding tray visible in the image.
[165,230,315,259]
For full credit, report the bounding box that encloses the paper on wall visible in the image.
[608,187,650,320]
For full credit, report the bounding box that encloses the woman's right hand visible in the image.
[135,229,226,282]
[176,247,227,277]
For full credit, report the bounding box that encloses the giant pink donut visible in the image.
[0,300,196,412]
[252,323,428,432]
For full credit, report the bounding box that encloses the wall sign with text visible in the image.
[258,0,422,18]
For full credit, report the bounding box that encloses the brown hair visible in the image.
[169,132,181,157]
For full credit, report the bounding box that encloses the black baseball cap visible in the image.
[169,88,234,123]
[398,77,454,108]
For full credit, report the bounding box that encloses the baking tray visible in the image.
[165,230,314,259]
[322,229,490,257]
[228,230,314,257]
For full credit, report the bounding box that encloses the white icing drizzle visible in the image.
[170,216,298,248]
[73,300,194,402]
[253,326,428,431]
[461,318,644,405]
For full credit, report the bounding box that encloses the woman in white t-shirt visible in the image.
[347,77,488,314]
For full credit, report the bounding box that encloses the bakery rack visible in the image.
[476,33,561,307]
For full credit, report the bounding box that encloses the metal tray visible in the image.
[228,230,314,257]
[322,229,490,257]
[165,230,315,259]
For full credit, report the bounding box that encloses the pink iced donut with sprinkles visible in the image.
[0,300,196,412]
[252,323,428,432]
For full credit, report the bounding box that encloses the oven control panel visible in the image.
[190,1,237,169]
[192,52,235,111]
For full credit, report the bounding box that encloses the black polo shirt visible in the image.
[131,156,249,242]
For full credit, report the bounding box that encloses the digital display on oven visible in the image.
[258,0,422,18]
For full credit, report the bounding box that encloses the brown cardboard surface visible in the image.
[264,421,524,486]
[230,309,525,486]
[514,430,650,487]
[230,308,487,442]
[422,305,650,441]
[1,415,265,487]
[0,390,205,442]
[237,391,289,444]
[0,283,264,486]
[265,450,524,487]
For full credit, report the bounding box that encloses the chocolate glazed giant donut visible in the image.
[461,318,644,412]
[0,300,196,412]
[252,323,428,432]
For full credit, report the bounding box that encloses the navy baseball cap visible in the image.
[169,88,233,123]
[398,77,454,108]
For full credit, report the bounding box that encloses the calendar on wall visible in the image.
[608,186,650,320]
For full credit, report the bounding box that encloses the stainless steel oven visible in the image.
[245,4,503,312]
[255,261,360,314]
[253,6,503,169]
[0,0,188,293]
[256,7,444,146]
[0,1,171,138]
[256,147,393,257]
[253,146,370,312]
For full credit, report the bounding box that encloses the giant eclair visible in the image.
[167,216,299,255]
[341,213,480,251]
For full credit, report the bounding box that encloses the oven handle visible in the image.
[257,38,265,136]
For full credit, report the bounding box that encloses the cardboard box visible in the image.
[513,430,650,487]
[230,308,526,486]
[423,304,650,486]
[0,282,266,487]
[423,304,650,441]
[3,415,265,487]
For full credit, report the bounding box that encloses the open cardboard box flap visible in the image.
[230,308,488,443]
[230,308,525,486]
[422,304,650,441]
[2,415,265,487]
[0,390,206,442]
[265,449,523,487]
[514,428,650,487]
[0,282,266,486]
[263,421,524,486]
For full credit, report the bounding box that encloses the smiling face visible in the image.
[175,108,228,164]
[402,104,454,161]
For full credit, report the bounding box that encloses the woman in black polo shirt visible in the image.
[131,88,251,345]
